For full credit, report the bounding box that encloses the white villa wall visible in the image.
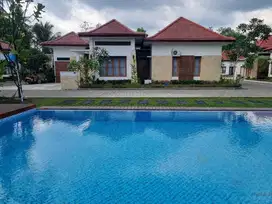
[90,37,135,80]
[52,46,84,62]
[222,61,245,78]
[151,42,224,56]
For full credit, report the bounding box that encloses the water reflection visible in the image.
[0,110,272,203]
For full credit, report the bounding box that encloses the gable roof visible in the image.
[0,40,11,51]
[222,51,245,61]
[78,19,146,37]
[41,32,88,46]
[257,36,272,50]
[147,17,235,42]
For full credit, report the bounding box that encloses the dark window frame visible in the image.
[95,41,131,46]
[221,65,227,74]
[229,66,234,75]
[100,56,127,77]
[57,57,70,61]
[172,56,201,77]
[194,56,201,76]
[172,57,178,77]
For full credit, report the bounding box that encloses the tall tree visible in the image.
[136,27,146,33]
[218,18,272,78]
[0,0,45,102]
[32,21,61,53]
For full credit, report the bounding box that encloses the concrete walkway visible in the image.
[1,81,272,98]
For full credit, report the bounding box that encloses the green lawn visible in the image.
[28,97,272,108]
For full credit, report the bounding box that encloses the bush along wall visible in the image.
[80,79,241,88]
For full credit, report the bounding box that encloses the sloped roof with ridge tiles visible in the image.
[78,19,146,37]
[147,17,235,42]
[41,32,88,46]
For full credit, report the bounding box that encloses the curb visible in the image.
[39,106,272,111]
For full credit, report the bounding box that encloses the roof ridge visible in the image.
[86,19,138,34]
[149,17,183,39]
[87,20,115,34]
[181,17,235,40]
[42,32,75,44]
[149,16,235,40]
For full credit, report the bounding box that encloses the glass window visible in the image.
[100,57,127,77]
[229,66,234,75]
[172,57,177,77]
[120,58,126,76]
[194,57,201,76]
[222,66,226,74]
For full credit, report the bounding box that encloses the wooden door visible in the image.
[55,61,69,82]
[178,56,195,80]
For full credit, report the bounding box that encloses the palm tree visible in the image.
[32,21,61,53]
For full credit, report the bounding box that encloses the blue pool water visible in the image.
[0,110,272,203]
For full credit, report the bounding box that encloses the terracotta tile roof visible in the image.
[264,46,272,51]
[257,36,272,50]
[222,51,245,61]
[78,19,146,37]
[147,17,235,42]
[41,32,88,46]
[0,40,11,51]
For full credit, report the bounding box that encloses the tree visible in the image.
[68,47,109,86]
[0,0,45,102]
[136,27,146,33]
[218,18,272,79]
[32,21,61,53]
[80,21,101,32]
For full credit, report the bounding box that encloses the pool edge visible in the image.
[39,106,272,111]
[0,104,36,119]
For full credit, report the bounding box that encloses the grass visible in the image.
[26,97,272,108]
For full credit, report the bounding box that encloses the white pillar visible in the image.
[268,53,272,78]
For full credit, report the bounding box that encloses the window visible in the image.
[194,57,201,76]
[172,56,201,77]
[172,57,178,77]
[229,66,234,75]
[100,57,126,77]
[222,65,226,74]
[57,57,70,61]
[95,41,131,46]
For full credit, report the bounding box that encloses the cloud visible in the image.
[36,0,272,36]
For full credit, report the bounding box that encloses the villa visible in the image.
[41,17,235,83]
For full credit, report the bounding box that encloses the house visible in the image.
[256,36,272,78]
[0,40,12,78]
[221,51,248,78]
[41,17,234,83]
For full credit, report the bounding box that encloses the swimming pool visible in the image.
[0,110,272,203]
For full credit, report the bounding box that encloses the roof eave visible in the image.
[146,39,235,42]
[78,33,146,37]
[41,43,88,47]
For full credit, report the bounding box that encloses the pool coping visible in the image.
[0,104,36,119]
[40,106,272,111]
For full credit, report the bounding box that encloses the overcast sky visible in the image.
[37,0,272,36]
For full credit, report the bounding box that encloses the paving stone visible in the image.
[100,100,112,105]
[138,100,149,105]
[231,100,247,105]
[247,100,264,104]
[176,100,187,105]
[195,100,207,105]
[82,100,94,105]
[119,99,131,104]
[59,100,77,105]
[156,100,169,105]
[214,101,224,104]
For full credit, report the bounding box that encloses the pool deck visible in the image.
[40,106,272,111]
[0,104,36,119]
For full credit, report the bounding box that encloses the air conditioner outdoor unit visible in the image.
[171,49,180,56]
